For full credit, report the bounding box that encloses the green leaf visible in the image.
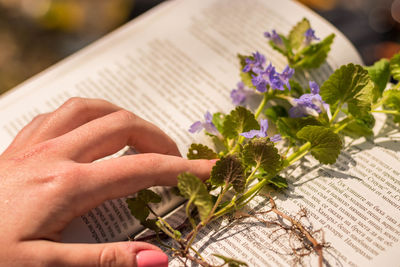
[126,189,162,222]
[390,52,400,81]
[277,117,321,140]
[238,54,255,88]
[177,173,213,222]
[293,34,335,69]
[289,79,305,97]
[126,198,149,222]
[212,112,225,133]
[320,63,374,117]
[222,106,259,139]
[289,18,311,50]
[383,89,400,122]
[137,189,162,204]
[213,254,248,267]
[365,59,390,102]
[297,126,342,164]
[343,113,375,138]
[264,105,288,123]
[269,175,288,189]
[268,34,291,57]
[187,143,218,159]
[242,138,281,174]
[210,155,245,193]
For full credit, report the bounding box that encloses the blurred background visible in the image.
[0,0,399,95]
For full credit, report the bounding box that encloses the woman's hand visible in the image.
[0,97,214,267]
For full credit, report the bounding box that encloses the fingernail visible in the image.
[209,159,219,163]
[136,250,168,267]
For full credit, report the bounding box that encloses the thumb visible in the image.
[22,240,168,267]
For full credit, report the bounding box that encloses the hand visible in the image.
[0,97,214,267]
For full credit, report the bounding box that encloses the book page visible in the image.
[0,0,370,253]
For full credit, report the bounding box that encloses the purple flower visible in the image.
[243,52,266,73]
[270,134,282,142]
[279,65,295,90]
[189,111,219,135]
[264,30,283,47]
[251,73,269,93]
[251,64,276,92]
[289,81,329,118]
[304,28,320,45]
[251,64,294,92]
[309,80,319,94]
[230,82,253,106]
[240,119,281,142]
[269,74,285,91]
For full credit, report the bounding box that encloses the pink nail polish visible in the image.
[136,250,168,267]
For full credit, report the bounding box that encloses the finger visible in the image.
[73,155,215,207]
[57,109,181,162]
[21,240,168,267]
[25,98,122,146]
[2,113,48,154]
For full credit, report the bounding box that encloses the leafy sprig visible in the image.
[266,18,335,69]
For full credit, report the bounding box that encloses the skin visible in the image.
[0,97,214,267]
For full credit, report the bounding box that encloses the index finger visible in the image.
[55,109,181,162]
[66,154,215,217]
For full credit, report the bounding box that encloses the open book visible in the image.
[0,0,399,266]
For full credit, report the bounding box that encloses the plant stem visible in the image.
[213,175,271,219]
[333,117,352,133]
[284,141,312,167]
[372,109,400,115]
[255,92,269,119]
[205,180,230,224]
[329,102,342,123]
[185,180,230,253]
[244,163,260,187]
[186,198,196,229]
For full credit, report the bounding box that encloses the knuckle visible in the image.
[56,163,84,184]
[62,97,89,112]
[50,163,84,187]
[31,113,47,123]
[98,246,120,267]
[114,109,137,124]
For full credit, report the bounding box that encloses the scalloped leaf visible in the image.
[269,175,288,189]
[390,52,400,81]
[297,126,342,164]
[187,143,218,160]
[277,117,321,140]
[126,198,149,222]
[177,173,213,222]
[242,138,281,174]
[212,112,225,133]
[267,34,291,57]
[126,189,162,222]
[289,18,310,50]
[383,89,400,123]
[320,63,374,117]
[365,58,390,102]
[343,113,375,138]
[138,189,162,203]
[222,106,259,139]
[210,155,245,193]
[293,33,334,69]
[264,105,288,123]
